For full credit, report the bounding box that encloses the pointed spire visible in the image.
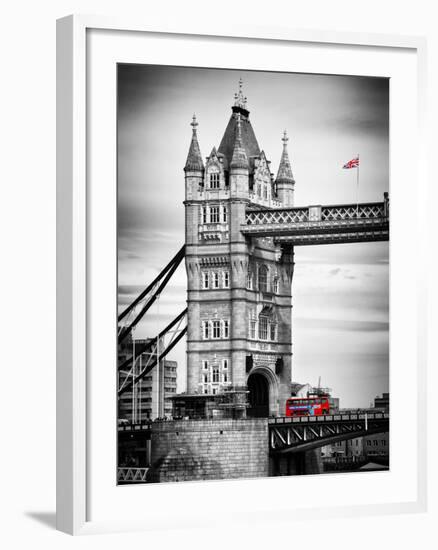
[230,113,248,171]
[276,130,295,184]
[233,77,248,111]
[184,114,204,172]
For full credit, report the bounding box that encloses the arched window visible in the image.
[273,276,279,294]
[258,265,268,293]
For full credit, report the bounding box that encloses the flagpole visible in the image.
[356,154,360,217]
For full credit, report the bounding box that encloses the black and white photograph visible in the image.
[2,0,433,544]
[117,64,390,484]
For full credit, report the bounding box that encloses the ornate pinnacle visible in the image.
[234,77,247,110]
[184,113,204,173]
[282,130,289,146]
[276,129,294,184]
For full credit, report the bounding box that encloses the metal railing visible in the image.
[118,422,152,432]
[268,412,389,425]
[321,203,385,221]
[117,467,149,483]
[245,201,387,227]
[245,207,309,225]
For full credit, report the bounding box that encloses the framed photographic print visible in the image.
[57,16,427,535]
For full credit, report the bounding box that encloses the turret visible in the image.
[184,114,204,200]
[275,130,295,207]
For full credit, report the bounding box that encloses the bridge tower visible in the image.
[183,81,295,418]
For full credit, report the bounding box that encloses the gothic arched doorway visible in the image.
[247,372,270,418]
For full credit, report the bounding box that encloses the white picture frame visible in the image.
[56,15,427,535]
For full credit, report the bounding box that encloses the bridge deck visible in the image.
[268,411,389,425]
[241,199,389,245]
[269,412,389,454]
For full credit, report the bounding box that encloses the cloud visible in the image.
[118,285,144,296]
[296,242,389,267]
[294,317,389,333]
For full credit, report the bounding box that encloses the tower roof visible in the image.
[184,114,204,172]
[230,113,248,171]
[218,80,260,172]
[276,130,295,184]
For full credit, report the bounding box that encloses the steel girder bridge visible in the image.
[268,411,389,455]
[242,194,389,246]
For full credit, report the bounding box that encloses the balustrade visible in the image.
[245,201,387,227]
[242,199,389,245]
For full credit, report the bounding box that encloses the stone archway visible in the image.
[247,367,279,418]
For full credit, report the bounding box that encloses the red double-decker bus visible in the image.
[285,396,330,417]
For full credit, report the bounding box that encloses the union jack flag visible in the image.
[343,157,359,169]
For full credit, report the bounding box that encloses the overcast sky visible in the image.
[118,64,389,408]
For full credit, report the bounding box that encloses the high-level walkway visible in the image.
[242,196,389,246]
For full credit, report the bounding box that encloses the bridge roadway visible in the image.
[118,410,389,454]
[241,197,389,246]
[268,411,389,454]
[117,412,389,482]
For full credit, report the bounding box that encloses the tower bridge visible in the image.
[182,80,389,418]
[118,80,389,481]
[119,80,390,421]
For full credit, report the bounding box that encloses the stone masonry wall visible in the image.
[147,418,268,483]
